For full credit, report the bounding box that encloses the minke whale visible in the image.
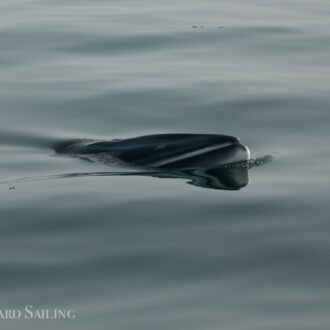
[54,133,250,169]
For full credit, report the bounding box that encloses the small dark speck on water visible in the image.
[192,25,223,29]
[9,186,16,190]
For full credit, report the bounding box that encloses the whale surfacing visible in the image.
[54,133,250,169]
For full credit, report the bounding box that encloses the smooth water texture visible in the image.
[0,1,330,329]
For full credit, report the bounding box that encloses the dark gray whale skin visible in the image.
[54,133,250,169]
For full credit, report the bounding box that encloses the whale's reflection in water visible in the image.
[142,167,250,190]
[2,156,273,191]
[51,156,272,190]
[8,167,248,191]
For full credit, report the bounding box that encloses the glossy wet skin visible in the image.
[55,133,250,169]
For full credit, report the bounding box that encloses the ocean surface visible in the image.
[0,0,330,329]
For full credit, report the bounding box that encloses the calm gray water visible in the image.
[0,0,330,329]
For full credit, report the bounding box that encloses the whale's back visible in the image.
[54,133,249,169]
